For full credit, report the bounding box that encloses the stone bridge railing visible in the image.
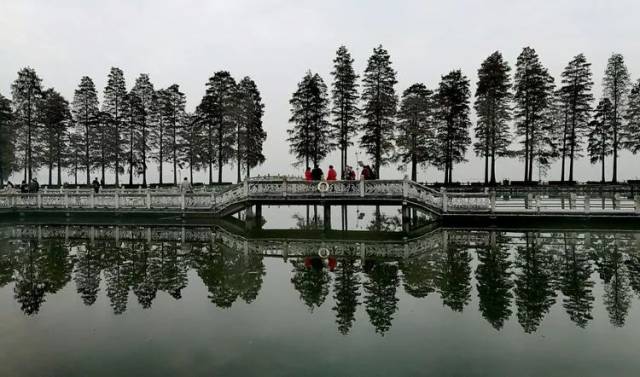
[0,179,512,215]
[6,178,638,216]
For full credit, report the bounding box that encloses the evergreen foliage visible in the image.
[287,71,333,167]
[197,71,237,183]
[587,98,614,182]
[557,54,594,182]
[71,76,99,184]
[602,53,630,183]
[0,93,15,184]
[395,83,435,181]
[102,67,127,185]
[39,88,71,185]
[11,67,43,182]
[236,77,266,180]
[330,46,360,177]
[473,52,512,184]
[513,47,556,182]
[434,70,471,184]
[360,45,398,178]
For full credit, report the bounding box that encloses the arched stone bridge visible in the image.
[2,179,640,220]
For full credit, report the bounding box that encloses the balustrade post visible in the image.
[90,192,95,209]
[64,193,69,208]
[490,190,496,213]
[569,193,576,210]
[535,194,541,212]
[181,193,186,210]
[614,193,621,210]
[635,195,640,214]
[526,193,532,210]
[359,179,365,198]
[146,189,151,209]
[441,188,448,213]
[114,192,119,209]
[402,176,408,198]
[37,193,42,208]
[282,177,287,197]
[244,180,249,197]
[584,194,590,214]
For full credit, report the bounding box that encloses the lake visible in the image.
[1,206,639,377]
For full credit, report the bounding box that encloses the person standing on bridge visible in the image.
[326,165,337,181]
[92,177,100,193]
[304,167,312,181]
[180,177,193,193]
[345,165,356,180]
[311,164,323,181]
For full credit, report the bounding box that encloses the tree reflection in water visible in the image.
[291,257,331,311]
[364,260,400,335]
[1,225,640,334]
[514,232,557,333]
[332,258,361,335]
[475,232,513,330]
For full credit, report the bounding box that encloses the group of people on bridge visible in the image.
[304,163,377,182]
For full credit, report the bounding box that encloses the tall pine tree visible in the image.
[71,76,99,184]
[157,84,186,185]
[237,77,266,180]
[622,79,640,156]
[473,51,512,185]
[287,71,332,168]
[434,70,471,184]
[39,88,71,185]
[557,54,594,182]
[102,67,127,185]
[197,71,237,184]
[513,47,556,182]
[602,53,630,183]
[587,98,614,183]
[360,45,398,178]
[130,74,157,186]
[330,46,360,178]
[11,67,43,182]
[0,93,14,184]
[395,83,435,181]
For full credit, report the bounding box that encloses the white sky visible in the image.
[1,0,639,183]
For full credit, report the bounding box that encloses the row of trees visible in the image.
[0,68,266,185]
[288,45,640,183]
[2,229,637,333]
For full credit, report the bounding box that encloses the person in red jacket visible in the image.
[326,165,337,181]
[304,166,312,181]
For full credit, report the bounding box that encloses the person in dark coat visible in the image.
[311,164,323,181]
[92,177,100,193]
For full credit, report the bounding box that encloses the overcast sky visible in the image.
[1,0,639,183]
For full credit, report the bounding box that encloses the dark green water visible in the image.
[1,210,640,376]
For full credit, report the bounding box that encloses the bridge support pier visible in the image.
[245,204,263,231]
[402,205,411,233]
[323,205,331,231]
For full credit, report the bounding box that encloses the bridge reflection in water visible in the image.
[2,220,640,335]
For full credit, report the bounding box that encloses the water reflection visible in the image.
[2,224,640,335]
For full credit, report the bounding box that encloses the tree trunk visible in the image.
[159,127,163,185]
[484,153,489,185]
[524,124,529,182]
[490,148,496,185]
[411,155,417,182]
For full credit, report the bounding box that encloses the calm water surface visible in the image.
[1,207,640,377]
